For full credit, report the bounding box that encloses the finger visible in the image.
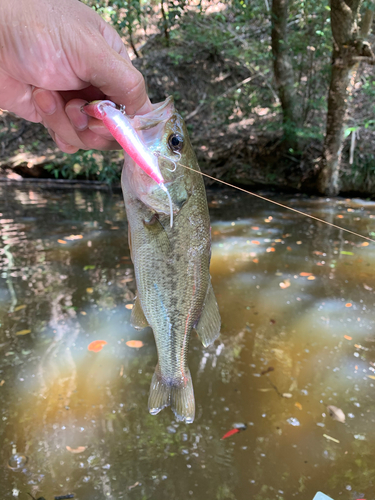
[0,70,41,122]
[65,99,121,149]
[33,88,86,149]
[71,28,153,115]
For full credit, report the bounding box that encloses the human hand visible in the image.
[0,0,152,153]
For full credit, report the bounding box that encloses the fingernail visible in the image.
[66,104,88,131]
[33,89,57,115]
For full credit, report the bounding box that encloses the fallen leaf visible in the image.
[367,375,375,380]
[83,265,95,271]
[287,246,292,251]
[323,434,340,443]
[251,226,259,230]
[221,428,242,440]
[307,276,316,280]
[252,258,259,263]
[58,239,67,244]
[119,365,124,377]
[66,445,86,454]
[279,279,291,289]
[340,251,354,255]
[128,482,140,490]
[0,380,4,386]
[86,287,94,294]
[345,303,352,307]
[80,311,87,316]
[336,215,344,219]
[14,305,26,312]
[125,304,133,310]
[361,242,369,246]
[344,335,352,340]
[258,388,273,392]
[282,393,293,399]
[15,329,31,336]
[251,240,260,245]
[300,272,312,277]
[64,234,83,241]
[363,284,373,291]
[261,366,274,375]
[88,340,107,353]
[327,405,346,423]
[266,247,275,253]
[295,402,302,410]
[126,340,144,348]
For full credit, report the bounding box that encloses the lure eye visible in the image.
[168,134,184,153]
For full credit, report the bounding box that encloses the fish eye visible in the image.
[168,134,184,153]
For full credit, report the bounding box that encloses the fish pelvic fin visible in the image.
[130,295,149,330]
[195,281,221,347]
[148,365,195,424]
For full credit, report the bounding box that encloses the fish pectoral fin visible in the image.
[143,214,171,254]
[148,365,195,424]
[195,281,221,347]
[130,295,149,330]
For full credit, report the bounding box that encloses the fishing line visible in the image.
[177,162,375,244]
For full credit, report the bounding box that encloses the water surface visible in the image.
[0,185,374,500]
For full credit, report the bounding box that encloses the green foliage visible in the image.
[44,150,121,185]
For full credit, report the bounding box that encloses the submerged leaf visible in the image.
[126,340,144,348]
[66,445,86,454]
[15,329,31,336]
[88,340,107,353]
[14,305,26,312]
[327,405,346,423]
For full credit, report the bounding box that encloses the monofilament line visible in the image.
[178,162,375,244]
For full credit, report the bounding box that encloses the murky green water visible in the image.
[0,184,374,500]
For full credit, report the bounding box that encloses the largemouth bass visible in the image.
[84,97,221,423]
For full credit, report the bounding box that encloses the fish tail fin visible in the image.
[171,369,195,424]
[148,364,170,415]
[148,365,195,424]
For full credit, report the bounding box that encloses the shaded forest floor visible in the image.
[1,8,375,195]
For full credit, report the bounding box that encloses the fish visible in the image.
[83,96,221,423]
[123,97,221,423]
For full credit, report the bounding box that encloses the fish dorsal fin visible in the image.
[195,281,221,347]
[130,295,149,330]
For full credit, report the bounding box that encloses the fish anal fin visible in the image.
[130,295,149,330]
[148,366,195,424]
[195,281,221,347]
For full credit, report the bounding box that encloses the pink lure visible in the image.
[82,100,164,185]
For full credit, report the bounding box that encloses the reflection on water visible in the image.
[0,185,374,499]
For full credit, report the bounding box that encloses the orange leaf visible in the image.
[251,226,259,230]
[295,402,302,410]
[361,242,369,247]
[58,239,67,244]
[266,247,275,253]
[251,240,260,245]
[336,215,344,219]
[300,272,312,277]
[64,234,83,241]
[88,340,107,352]
[66,446,86,454]
[344,335,352,340]
[126,340,144,348]
[125,304,133,310]
[252,258,259,263]
[287,246,292,251]
[307,276,316,280]
[279,279,291,289]
[86,287,94,294]
[345,303,352,307]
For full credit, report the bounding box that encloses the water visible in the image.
[0,185,374,500]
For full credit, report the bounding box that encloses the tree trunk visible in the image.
[271,0,299,145]
[318,0,374,195]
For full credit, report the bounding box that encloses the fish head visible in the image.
[122,96,198,215]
